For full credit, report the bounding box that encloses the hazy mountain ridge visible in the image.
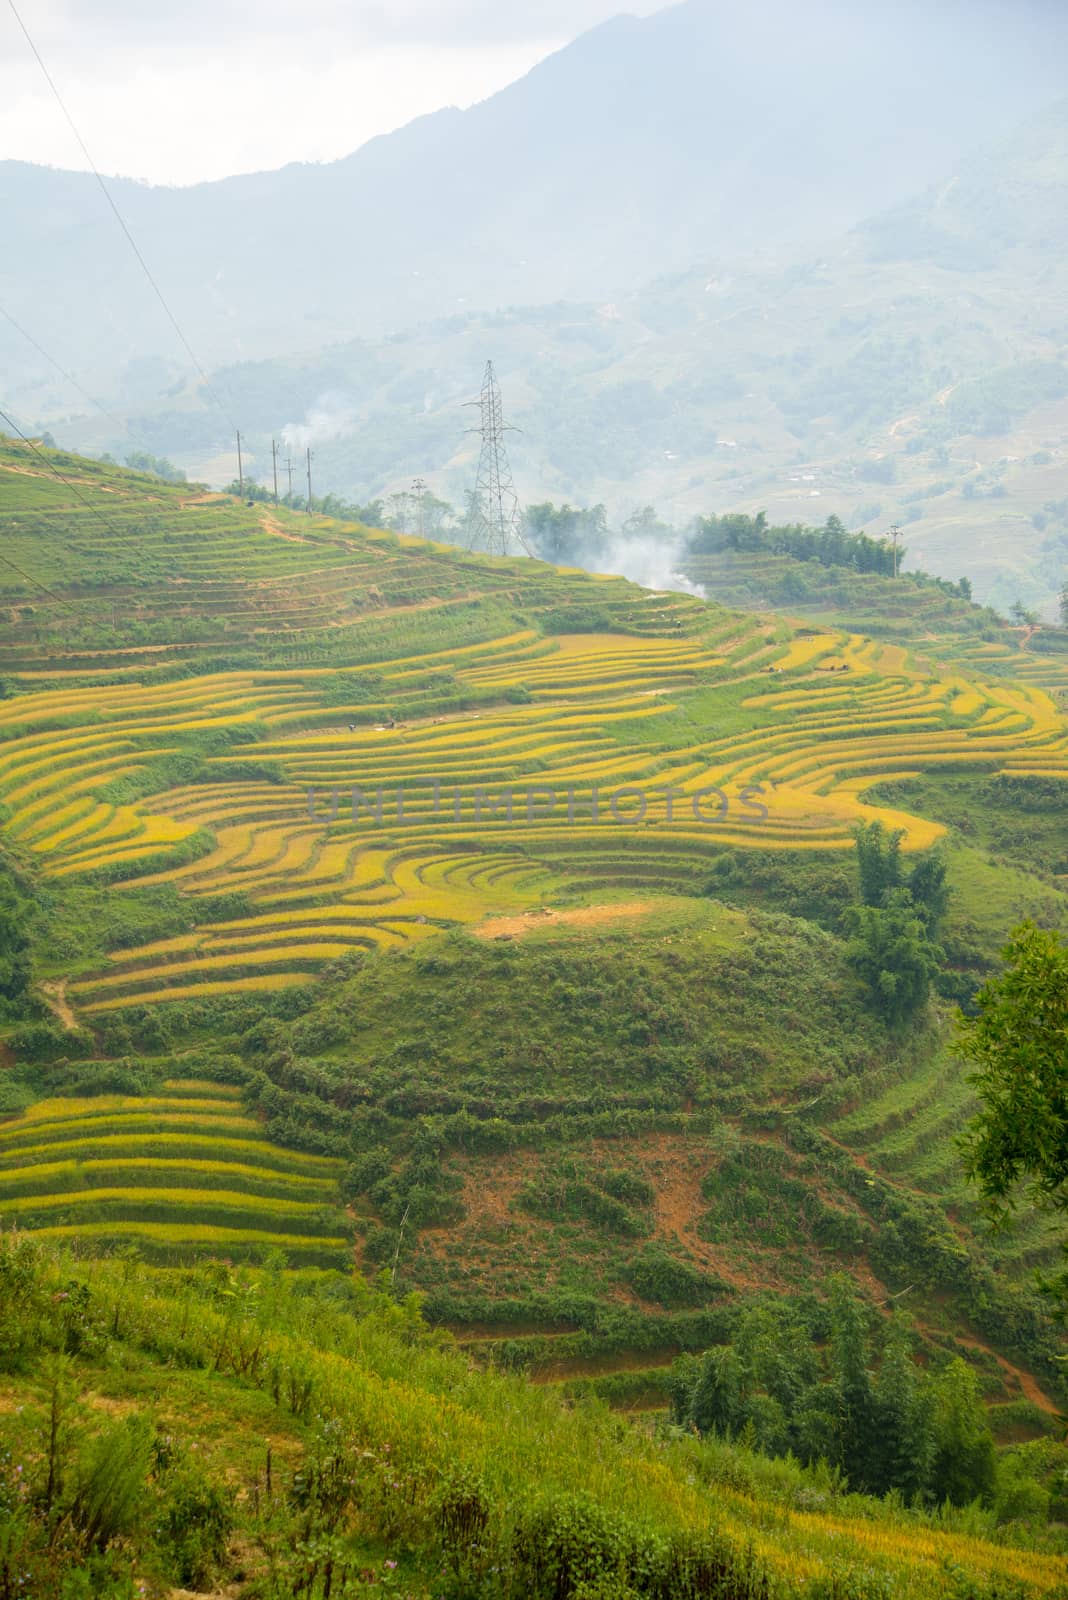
[60,98,1067,615]
[3,0,1068,401]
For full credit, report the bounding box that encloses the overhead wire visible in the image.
[0,412,79,611]
[0,299,131,437]
[0,402,166,578]
[0,549,76,613]
[5,0,238,435]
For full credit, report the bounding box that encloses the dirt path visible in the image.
[39,979,78,1032]
[649,1151,771,1293]
[916,1321,1063,1418]
[2,462,125,494]
[259,510,316,546]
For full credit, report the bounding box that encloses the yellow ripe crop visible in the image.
[28,1221,349,1248]
[0,1129,335,1168]
[0,1184,327,1216]
[0,1157,337,1195]
[10,1093,240,1125]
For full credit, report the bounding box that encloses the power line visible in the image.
[0,299,129,436]
[0,403,158,569]
[6,0,237,435]
[0,548,76,614]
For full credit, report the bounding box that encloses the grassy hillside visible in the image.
[1,1234,1067,1600]
[0,442,1066,1581]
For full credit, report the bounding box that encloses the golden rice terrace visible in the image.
[1,438,1065,1015]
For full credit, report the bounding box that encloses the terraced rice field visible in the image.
[826,1051,1066,1281]
[2,440,1067,1013]
[0,1077,350,1265]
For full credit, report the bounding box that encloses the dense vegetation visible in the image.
[1,1233,1067,1600]
[0,445,1066,1591]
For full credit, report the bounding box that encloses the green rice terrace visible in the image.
[0,438,1067,1596]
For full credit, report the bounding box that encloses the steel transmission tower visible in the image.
[463,362,532,556]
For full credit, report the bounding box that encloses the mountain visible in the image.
[57,98,1068,616]
[4,0,1068,400]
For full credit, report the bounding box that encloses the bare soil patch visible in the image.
[39,979,78,1031]
[474,900,657,940]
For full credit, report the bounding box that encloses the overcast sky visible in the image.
[0,0,666,186]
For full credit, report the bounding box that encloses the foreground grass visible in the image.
[0,1234,1065,1599]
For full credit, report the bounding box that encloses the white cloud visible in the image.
[0,38,565,184]
[0,1,666,184]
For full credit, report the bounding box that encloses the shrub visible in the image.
[155,1452,234,1588]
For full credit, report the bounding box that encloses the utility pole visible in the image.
[305,447,313,515]
[271,438,279,506]
[411,476,427,541]
[888,523,901,578]
[284,457,294,506]
[236,431,244,495]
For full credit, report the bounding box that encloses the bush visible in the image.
[623,1251,724,1309]
[8,1022,95,1064]
[156,1453,234,1587]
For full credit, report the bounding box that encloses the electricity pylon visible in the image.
[463,361,531,556]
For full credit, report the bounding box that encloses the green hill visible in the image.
[0,440,1066,1590]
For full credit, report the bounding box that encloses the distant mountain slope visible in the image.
[3,0,1068,396]
[68,99,1067,614]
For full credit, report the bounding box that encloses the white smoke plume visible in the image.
[595,532,706,599]
[281,391,360,453]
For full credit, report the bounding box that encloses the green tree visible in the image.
[0,860,34,1006]
[928,1358,996,1506]
[847,891,939,1027]
[906,851,949,934]
[854,821,904,907]
[524,502,610,565]
[827,1278,875,1489]
[872,1316,933,1498]
[958,922,1068,1312]
[685,1344,745,1437]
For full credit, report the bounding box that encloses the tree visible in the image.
[872,1316,933,1498]
[854,821,904,907]
[620,505,673,542]
[669,1289,987,1503]
[928,1358,996,1506]
[523,503,609,566]
[905,851,949,935]
[0,860,34,1006]
[1060,582,1068,627]
[124,450,187,484]
[847,891,939,1027]
[685,1344,745,1437]
[958,922,1068,1313]
[827,1277,875,1488]
[850,826,946,1020]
